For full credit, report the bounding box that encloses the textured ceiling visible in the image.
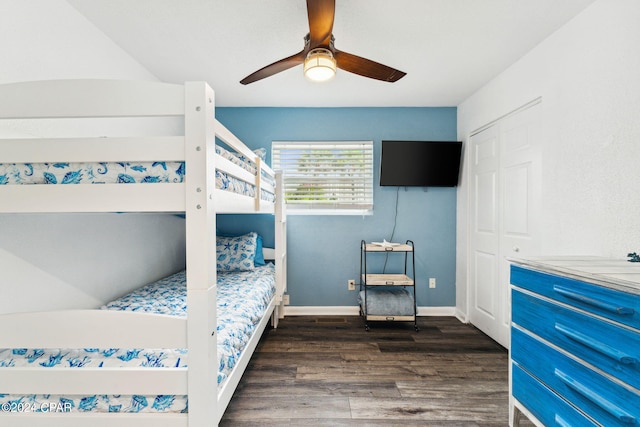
[67,0,596,107]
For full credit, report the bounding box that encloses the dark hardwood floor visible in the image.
[221,315,521,426]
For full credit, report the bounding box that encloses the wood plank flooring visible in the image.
[221,316,525,426]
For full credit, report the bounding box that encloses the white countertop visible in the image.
[509,256,640,295]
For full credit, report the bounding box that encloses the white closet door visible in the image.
[469,124,501,344]
[499,103,541,346]
[468,101,541,348]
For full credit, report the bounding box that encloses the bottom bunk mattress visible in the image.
[0,263,275,414]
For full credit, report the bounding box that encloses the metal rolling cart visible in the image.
[359,239,418,331]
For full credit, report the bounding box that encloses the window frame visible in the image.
[271,140,374,215]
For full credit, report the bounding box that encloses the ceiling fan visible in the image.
[239,0,406,85]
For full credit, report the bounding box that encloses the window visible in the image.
[272,141,374,214]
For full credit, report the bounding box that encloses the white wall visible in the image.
[456,0,640,316]
[0,0,156,83]
[0,0,186,313]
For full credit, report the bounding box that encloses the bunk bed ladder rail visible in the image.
[274,171,287,325]
[183,82,218,426]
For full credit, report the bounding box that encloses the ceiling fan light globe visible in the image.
[304,48,336,82]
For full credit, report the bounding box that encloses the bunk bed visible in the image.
[0,79,287,427]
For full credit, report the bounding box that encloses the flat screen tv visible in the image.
[380,140,462,187]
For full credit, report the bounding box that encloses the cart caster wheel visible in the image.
[414,326,420,332]
[365,325,370,331]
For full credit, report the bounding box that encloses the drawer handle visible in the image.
[386,281,395,285]
[555,369,636,424]
[555,323,638,365]
[553,285,635,316]
[554,414,571,427]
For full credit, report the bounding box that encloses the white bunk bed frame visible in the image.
[0,80,287,426]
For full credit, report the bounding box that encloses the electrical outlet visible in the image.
[429,278,436,288]
[283,294,290,305]
[348,279,356,291]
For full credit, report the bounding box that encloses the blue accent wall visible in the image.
[216,107,458,307]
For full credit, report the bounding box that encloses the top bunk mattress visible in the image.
[0,145,276,202]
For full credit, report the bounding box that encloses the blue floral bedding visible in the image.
[0,145,276,202]
[0,264,275,413]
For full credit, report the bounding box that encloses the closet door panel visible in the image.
[469,125,501,342]
[467,100,542,348]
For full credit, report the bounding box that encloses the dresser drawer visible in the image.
[512,364,598,427]
[512,289,640,390]
[512,327,640,427]
[511,265,640,330]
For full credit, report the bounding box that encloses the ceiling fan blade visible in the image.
[307,0,335,47]
[240,51,306,85]
[334,50,406,82]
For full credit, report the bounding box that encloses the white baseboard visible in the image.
[455,308,469,323]
[417,306,457,317]
[283,306,457,317]
[284,306,359,316]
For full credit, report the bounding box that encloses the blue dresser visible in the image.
[509,257,640,427]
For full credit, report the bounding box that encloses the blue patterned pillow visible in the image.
[216,232,258,272]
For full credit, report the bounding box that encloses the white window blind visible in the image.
[272,141,374,213]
